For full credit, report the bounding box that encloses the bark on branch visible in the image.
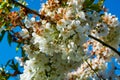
[11,0,41,17]
[11,1,120,57]
[88,35,120,56]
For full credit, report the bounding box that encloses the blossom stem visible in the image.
[11,0,41,17]
[88,35,120,56]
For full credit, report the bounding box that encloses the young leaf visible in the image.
[83,0,94,8]
[0,2,7,9]
[21,48,25,57]
[5,60,12,68]
[98,0,105,6]
[0,30,5,42]
[16,43,22,52]
[88,3,103,12]
[9,60,18,70]
[7,32,12,46]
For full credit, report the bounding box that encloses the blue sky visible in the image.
[104,0,120,20]
[0,0,120,80]
[0,0,45,65]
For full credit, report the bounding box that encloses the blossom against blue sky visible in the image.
[0,0,120,80]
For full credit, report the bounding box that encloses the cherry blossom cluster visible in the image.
[16,0,120,80]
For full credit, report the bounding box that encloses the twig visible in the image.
[88,35,120,56]
[11,0,56,24]
[84,60,105,80]
[10,1,120,79]
[11,0,41,17]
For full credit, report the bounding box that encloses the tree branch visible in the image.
[11,0,41,17]
[88,35,120,56]
[85,60,105,80]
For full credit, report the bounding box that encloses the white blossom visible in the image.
[18,0,120,80]
[19,29,29,39]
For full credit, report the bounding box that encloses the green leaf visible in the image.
[16,47,19,51]
[83,0,105,12]
[5,60,12,68]
[83,0,94,8]
[0,22,5,29]
[16,43,22,52]
[0,30,5,42]
[21,48,25,57]
[9,60,18,70]
[9,64,16,70]
[21,48,28,61]
[0,2,7,9]
[89,4,101,11]
[7,32,12,46]
[15,63,18,68]
[98,0,105,6]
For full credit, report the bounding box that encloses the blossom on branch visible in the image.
[0,0,120,80]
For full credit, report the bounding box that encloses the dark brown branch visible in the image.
[11,0,41,17]
[85,60,105,80]
[88,35,120,56]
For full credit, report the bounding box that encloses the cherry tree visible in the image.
[0,0,120,80]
